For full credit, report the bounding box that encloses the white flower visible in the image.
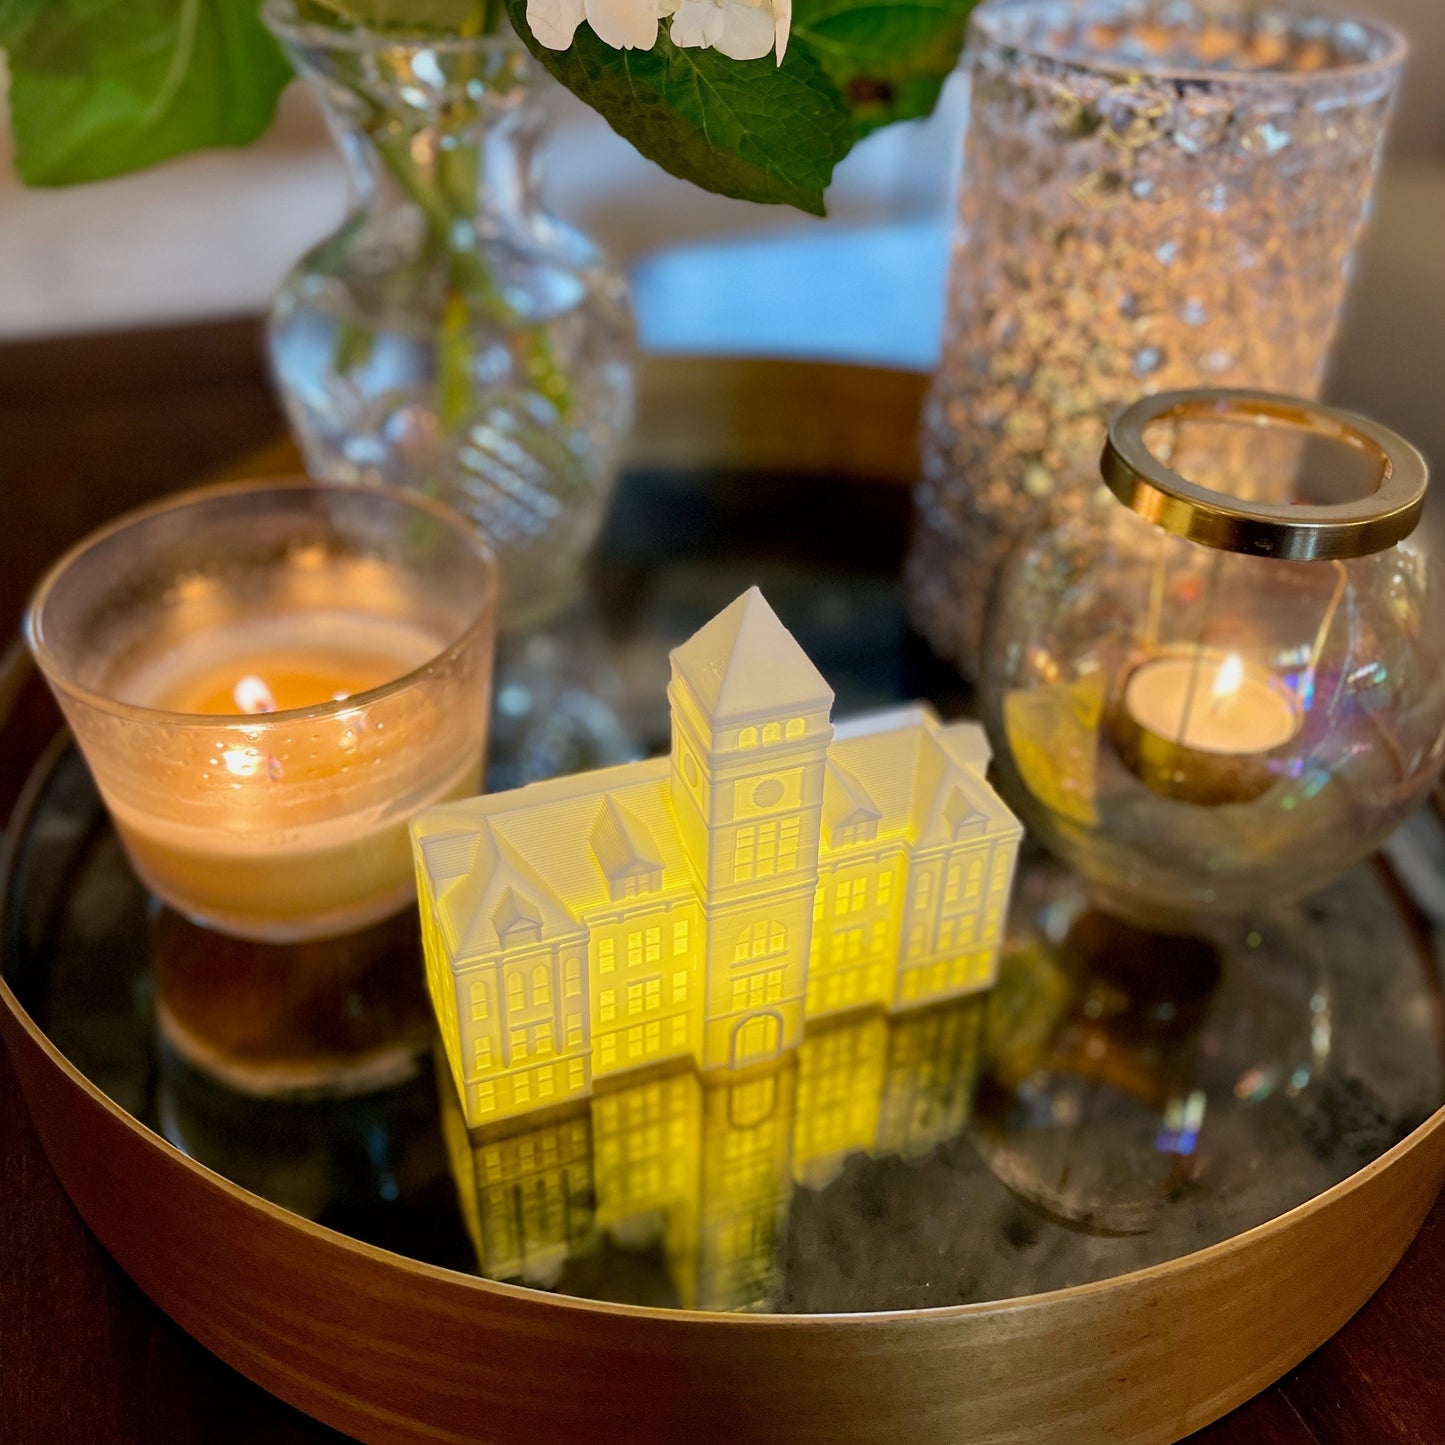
[670,0,789,62]
[527,0,789,63]
[527,0,587,48]
[528,0,676,52]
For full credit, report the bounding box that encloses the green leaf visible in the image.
[5,0,294,186]
[504,0,853,215]
[792,0,977,135]
[0,0,45,46]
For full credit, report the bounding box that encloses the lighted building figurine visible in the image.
[438,996,987,1310]
[413,588,1022,1130]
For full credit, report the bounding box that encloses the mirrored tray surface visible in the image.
[7,480,1442,1316]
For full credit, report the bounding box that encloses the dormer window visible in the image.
[619,869,663,900]
[837,819,879,848]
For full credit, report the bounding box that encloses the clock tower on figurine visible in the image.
[666,590,835,1071]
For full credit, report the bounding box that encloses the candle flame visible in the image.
[233,674,277,715]
[1211,652,1245,705]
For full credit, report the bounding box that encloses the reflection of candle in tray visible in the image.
[1112,648,1301,806]
[27,481,496,946]
[106,611,483,943]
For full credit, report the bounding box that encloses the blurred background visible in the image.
[0,0,1441,550]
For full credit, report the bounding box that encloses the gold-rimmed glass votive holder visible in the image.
[26,479,497,944]
[984,389,1444,928]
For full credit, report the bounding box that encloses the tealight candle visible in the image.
[1111,648,1301,806]
[27,480,496,943]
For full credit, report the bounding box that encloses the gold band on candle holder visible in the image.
[1101,389,1429,561]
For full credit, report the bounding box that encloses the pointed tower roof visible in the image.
[670,587,833,726]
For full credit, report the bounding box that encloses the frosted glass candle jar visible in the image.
[26,480,496,943]
[910,0,1405,681]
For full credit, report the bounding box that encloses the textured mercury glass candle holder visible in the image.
[909,0,1405,681]
[26,479,497,945]
[984,390,1444,927]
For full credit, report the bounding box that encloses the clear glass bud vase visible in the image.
[264,1,636,634]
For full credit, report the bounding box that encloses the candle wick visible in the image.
[234,674,278,715]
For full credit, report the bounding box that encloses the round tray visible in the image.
[4,378,1445,1444]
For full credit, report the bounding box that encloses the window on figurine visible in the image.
[734,826,756,882]
[620,869,662,899]
[533,966,551,1006]
[739,727,759,749]
[735,920,786,962]
[763,722,782,744]
[785,718,805,740]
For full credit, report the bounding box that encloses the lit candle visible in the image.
[100,610,486,942]
[1111,648,1301,806]
[27,481,496,944]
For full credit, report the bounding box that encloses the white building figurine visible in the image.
[413,588,1023,1128]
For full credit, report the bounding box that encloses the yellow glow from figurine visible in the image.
[413,588,1024,1129]
[438,996,984,1309]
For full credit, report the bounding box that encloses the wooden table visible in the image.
[2,319,1443,1445]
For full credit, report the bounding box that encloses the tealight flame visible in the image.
[1211,652,1245,706]
[233,674,278,715]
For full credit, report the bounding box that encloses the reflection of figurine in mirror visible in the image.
[414,588,1022,1129]
[438,996,985,1310]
